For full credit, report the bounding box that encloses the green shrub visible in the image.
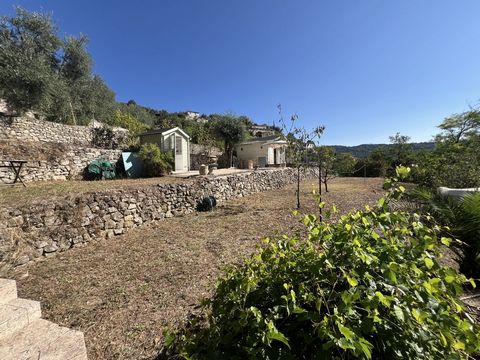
[163,168,480,359]
[138,143,174,177]
[460,193,480,276]
[110,110,149,135]
[412,188,480,278]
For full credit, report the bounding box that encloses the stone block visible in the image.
[104,220,116,230]
[35,241,48,249]
[43,244,58,253]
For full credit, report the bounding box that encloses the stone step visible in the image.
[0,279,17,304]
[0,318,87,360]
[0,298,41,340]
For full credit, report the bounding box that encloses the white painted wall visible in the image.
[236,143,268,165]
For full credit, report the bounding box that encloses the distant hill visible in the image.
[329,142,435,158]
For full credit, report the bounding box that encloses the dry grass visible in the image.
[0,168,255,208]
[0,177,184,208]
[7,178,383,359]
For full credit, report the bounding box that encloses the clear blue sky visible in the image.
[1,1,479,145]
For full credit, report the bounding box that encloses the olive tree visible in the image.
[211,114,246,168]
[0,7,116,124]
[0,8,61,113]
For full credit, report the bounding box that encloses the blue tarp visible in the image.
[122,152,143,178]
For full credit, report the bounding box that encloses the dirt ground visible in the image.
[4,178,383,360]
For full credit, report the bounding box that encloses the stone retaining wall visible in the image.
[0,168,315,267]
[0,144,122,182]
[0,115,128,147]
[0,116,93,146]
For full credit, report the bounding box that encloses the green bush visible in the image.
[138,143,174,177]
[412,188,480,279]
[163,168,480,359]
[110,110,149,135]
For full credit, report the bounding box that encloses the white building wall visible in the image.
[236,143,268,165]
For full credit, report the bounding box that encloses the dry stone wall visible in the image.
[0,168,316,267]
[0,116,94,145]
[0,114,125,183]
[0,144,122,182]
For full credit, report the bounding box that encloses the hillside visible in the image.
[330,142,435,158]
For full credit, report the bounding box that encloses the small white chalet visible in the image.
[235,136,287,168]
[139,127,190,172]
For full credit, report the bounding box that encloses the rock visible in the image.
[44,244,58,253]
[111,212,123,221]
[35,241,48,249]
[115,220,124,229]
[105,220,116,229]
[72,236,84,244]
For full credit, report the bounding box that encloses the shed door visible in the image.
[276,148,285,164]
[175,135,183,171]
[174,135,188,172]
[267,147,274,165]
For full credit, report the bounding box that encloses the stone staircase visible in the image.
[0,278,88,359]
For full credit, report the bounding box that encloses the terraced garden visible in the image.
[6,177,383,359]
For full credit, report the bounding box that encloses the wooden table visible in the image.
[0,160,27,187]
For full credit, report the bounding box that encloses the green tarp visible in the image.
[87,159,116,180]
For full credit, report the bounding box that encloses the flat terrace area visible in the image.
[0,168,254,208]
[5,177,384,360]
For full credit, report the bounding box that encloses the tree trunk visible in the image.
[318,159,322,220]
[324,169,329,192]
[297,166,301,209]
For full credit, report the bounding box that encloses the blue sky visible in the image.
[1,1,479,145]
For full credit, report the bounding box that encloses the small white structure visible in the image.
[437,187,479,199]
[185,111,208,124]
[139,127,191,173]
[185,111,200,120]
[236,136,287,168]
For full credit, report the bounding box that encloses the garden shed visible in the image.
[235,136,287,168]
[139,127,190,172]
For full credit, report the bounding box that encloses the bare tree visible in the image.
[277,105,325,209]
